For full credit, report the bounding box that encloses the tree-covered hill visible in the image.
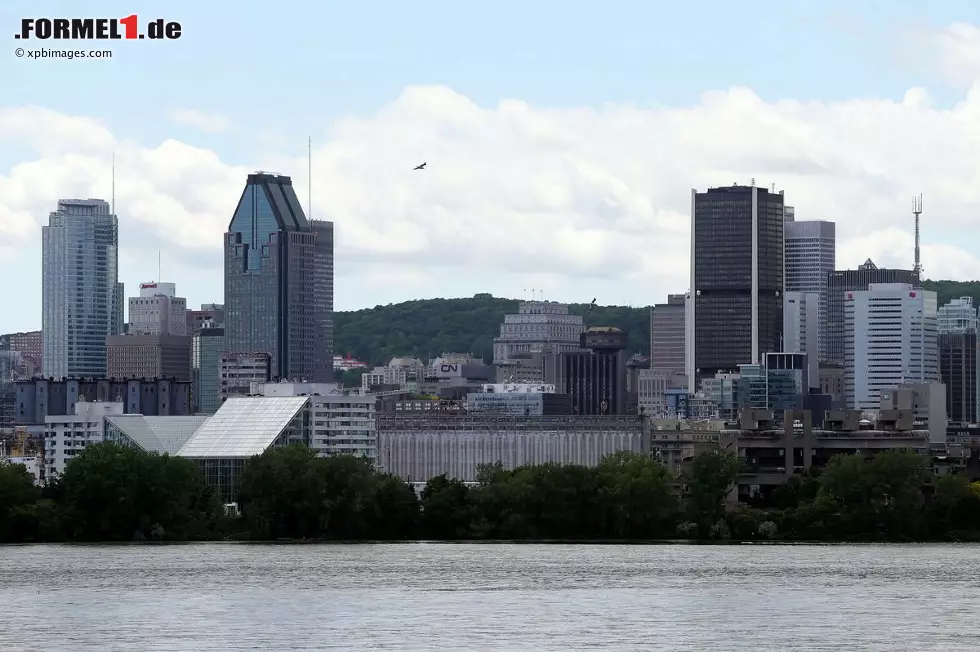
[334,281,973,367]
[920,279,980,307]
[334,293,650,366]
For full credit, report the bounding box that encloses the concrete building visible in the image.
[187,304,225,334]
[650,294,686,376]
[106,334,192,382]
[0,331,42,379]
[15,377,193,426]
[783,220,835,361]
[219,352,272,402]
[845,283,939,411]
[376,413,648,483]
[689,184,785,389]
[224,172,333,382]
[128,282,187,335]
[493,301,584,382]
[362,357,426,391]
[819,363,846,409]
[420,355,495,398]
[42,198,124,378]
[43,399,125,479]
[827,259,919,365]
[783,292,820,390]
[466,383,571,415]
[192,323,225,414]
[880,383,947,445]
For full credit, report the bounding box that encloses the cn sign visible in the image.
[440,364,459,373]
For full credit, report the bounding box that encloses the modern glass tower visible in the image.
[224,172,334,382]
[783,218,835,361]
[42,198,123,378]
[687,184,785,389]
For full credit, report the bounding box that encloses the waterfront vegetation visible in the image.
[2,443,980,543]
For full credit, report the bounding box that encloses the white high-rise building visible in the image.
[845,283,939,410]
[783,292,820,390]
[128,282,188,335]
[42,199,124,378]
[784,220,835,361]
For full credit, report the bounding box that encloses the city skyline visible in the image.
[4,3,980,333]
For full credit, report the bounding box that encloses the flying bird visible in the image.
[413,162,427,170]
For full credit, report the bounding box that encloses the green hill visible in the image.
[334,293,650,366]
[334,281,972,368]
[920,279,980,306]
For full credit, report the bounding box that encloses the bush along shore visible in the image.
[2,443,980,543]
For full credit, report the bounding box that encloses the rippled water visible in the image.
[1,542,979,651]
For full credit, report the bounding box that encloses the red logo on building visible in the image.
[847,293,853,300]
[910,292,916,298]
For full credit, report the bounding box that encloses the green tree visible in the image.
[420,475,473,539]
[595,452,676,538]
[59,443,218,541]
[238,445,329,540]
[0,463,48,543]
[684,450,741,526]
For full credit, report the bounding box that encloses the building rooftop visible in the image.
[177,396,309,458]
[105,415,208,454]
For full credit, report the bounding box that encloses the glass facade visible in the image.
[192,327,225,414]
[224,173,334,382]
[692,186,784,382]
[42,199,123,378]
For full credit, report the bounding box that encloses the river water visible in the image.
[1,542,978,651]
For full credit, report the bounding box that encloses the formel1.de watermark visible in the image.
[14,16,182,41]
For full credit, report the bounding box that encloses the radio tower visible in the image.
[912,194,923,277]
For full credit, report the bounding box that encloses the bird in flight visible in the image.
[413,162,427,170]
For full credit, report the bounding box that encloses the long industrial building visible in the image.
[377,413,647,483]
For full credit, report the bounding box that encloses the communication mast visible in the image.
[913,194,923,276]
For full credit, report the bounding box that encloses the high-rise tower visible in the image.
[223,172,334,381]
[784,220,835,361]
[688,183,785,388]
[42,199,123,378]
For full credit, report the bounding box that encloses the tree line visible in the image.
[2,443,979,543]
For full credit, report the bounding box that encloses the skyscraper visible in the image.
[650,294,686,376]
[784,220,835,361]
[224,172,334,381]
[845,283,938,410]
[42,199,123,378]
[826,259,919,365]
[938,297,979,424]
[688,184,785,388]
[128,282,187,335]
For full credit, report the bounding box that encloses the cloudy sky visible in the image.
[3,0,980,333]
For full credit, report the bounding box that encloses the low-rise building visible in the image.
[43,399,125,479]
[219,352,271,402]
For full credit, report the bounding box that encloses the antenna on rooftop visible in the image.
[913,193,923,277]
[158,250,161,283]
[111,151,115,216]
[307,135,312,219]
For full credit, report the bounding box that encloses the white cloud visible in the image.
[5,45,980,328]
[166,108,233,133]
[927,22,980,88]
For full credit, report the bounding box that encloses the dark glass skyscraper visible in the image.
[224,173,333,381]
[688,184,784,387]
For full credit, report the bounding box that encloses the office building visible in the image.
[559,327,629,415]
[219,352,271,402]
[15,377,193,425]
[466,383,572,416]
[106,334,193,381]
[224,172,334,381]
[192,323,225,414]
[187,304,225,334]
[844,283,938,411]
[650,294,686,376]
[688,184,784,388]
[42,199,124,378]
[128,282,187,335]
[493,301,584,382]
[0,331,42,379]
[827,259,918,365]
[783,220,835,361]
[783,292,820,390]
[938,297,979,424]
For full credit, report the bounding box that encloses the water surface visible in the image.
[1,542,977,651]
